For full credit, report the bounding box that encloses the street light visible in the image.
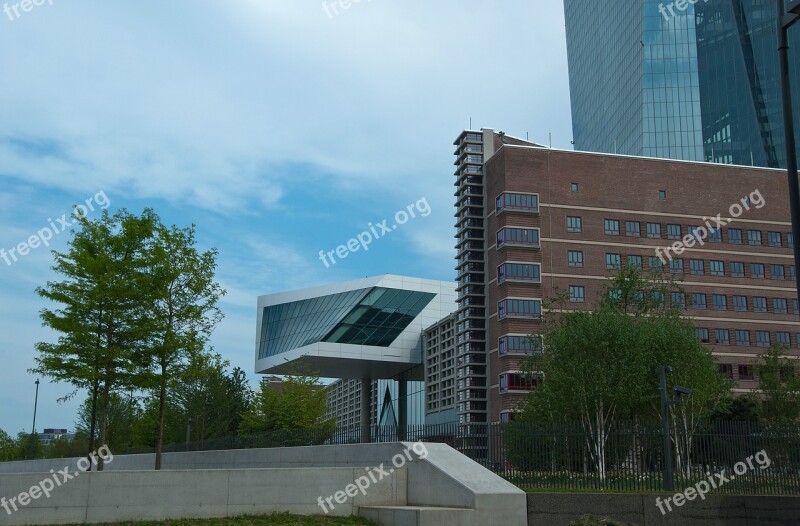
[30,379,40,459]
[778,0,800,318]
[658,366,692,492]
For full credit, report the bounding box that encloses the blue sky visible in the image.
[0,0,572,436]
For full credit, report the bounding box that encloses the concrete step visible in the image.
[359,505,475,526]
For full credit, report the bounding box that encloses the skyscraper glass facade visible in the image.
[565,0,800,168]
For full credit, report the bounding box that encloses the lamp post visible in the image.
[778,0,800,317]
[30,379,40,459]
[658,366,692,492]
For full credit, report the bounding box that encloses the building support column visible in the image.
[360,378,372,443]
[398,380,408,440]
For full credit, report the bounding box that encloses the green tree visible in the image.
[240,373,333,434]
[75,391,142,452]
[32,209,157,469]
[754,345,800,422]
[522,266,729,480]
[17,432,44,460]
[135,222,225,470]
[0,429,17,461]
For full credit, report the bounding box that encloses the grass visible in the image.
[568,515,639,526]
[78,514,377,526]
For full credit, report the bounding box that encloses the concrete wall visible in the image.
[0,442,527,526]
[527,493,800,526]
[0,467,406,525]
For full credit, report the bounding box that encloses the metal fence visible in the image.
[88,420,800,495]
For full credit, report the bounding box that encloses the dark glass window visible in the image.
[628,255,643,268]
[671,292,686,308]
[689,259,704,275]
[604,219,620,235]
[496,192,539,213]
[771,264,785,280]
[499,335,543,355]
[768,232,782,247]
[569,286,585,303]
[720,364,733,378]
[606,253,621,269]
[696,328,709,343]
[751,263,765,278]
[566,216,582,233]
[497,227,540,248]
[498,299,542,320]
[733,295,748,311]
[692,293,707,309]
[738,364,754,380]
[774,298,789,314]
[748,230,762,246]
[710,260,725,276]
[731,262,745,277]
[667,224,682,240]
[712,294,727,310]
[715,329,730,345]
[669,258,684,273]
[776,332,791,347]
[647,223,661,239]
[753,297,767,313]
[728,229,743,244]
[498,263,541,283]
[625,221,641,237]
[735,331,751,347]
[568,250,584,268]
[756,331,771,347]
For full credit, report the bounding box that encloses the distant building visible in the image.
[38,428,74,446]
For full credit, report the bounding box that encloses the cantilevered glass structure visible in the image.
[254,275,456,380]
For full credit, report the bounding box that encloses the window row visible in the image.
[499,372,543,393]
[498,334,544,355]
[587,250,795,281]
[697,328,798,348]
[564,215,792,248]
[498,262,541,284]
[498,298,542,320]
[497,227,540,248]
[496,192,539,214]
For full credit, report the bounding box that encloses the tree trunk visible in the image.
[97,379,111,471]
[155,364,167,470]
[87,378,99,471]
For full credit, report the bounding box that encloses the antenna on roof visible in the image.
[549,133,552,148]
[469,117,472,129]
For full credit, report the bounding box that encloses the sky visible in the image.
[0,0,572,436]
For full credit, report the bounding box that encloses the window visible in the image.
[669,258,684,273]
[790,233,795,249]
[719,364,733,378]
[738,364,754,380]
[667,224,682,240]
[498,299,542,320]
[570,183,579,192]
[569,286,585,303]
[604,219,620,235]
[499,335,543,355]
[689,259,704,275]
[753,297,767,313]
[748,230,762,246]
[627,255,643,268]
[499,372,542,393]
[774,298,789,314]
[500,412,515,423]
[497,227,539,248]
[496,192,539,213]
[671,292,686,308]
[792,266,796,280]
[498,263,541,284]
[776,332,791,347]
[751,263,765,279]
[733,295,748,311]
[692,293,707,309]
[756,331,771,347]
[771,264,785,280]
[795,299,799,314]
[651,291,665,306]
[715,329,730,345]
[647,223,661,239]
[649,256,664,271]
[625,221,641,237]
[735,330,751,346]
[608,288,622,301]
[728,229,743,244]
[566,216,582,233]
[768,232,782,247]
[606,253,621,270]
[696,328,709,343]
[659,190,667,200]
[568,250,584,268]
[731,262,745,277]
[708,228,722,243]
[710,260,725,277]
[712,294,727,310]
[689,226,706,241]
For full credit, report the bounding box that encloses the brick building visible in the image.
[447,128,799,424]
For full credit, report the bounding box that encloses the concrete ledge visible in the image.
[527,492,800,526]
[0,443,526,526]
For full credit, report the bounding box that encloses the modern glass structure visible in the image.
[564,0,800,168]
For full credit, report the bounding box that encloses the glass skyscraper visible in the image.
[564,0,800,168]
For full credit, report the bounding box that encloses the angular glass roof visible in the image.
[259,287,435,359]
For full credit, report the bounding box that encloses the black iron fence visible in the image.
[74,420,800,495]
